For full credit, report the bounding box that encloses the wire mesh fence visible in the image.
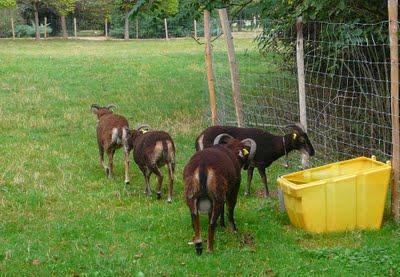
[210,18,399,213]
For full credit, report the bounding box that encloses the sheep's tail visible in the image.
[197,163,212,214]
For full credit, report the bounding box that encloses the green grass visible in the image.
[0,38,399,276]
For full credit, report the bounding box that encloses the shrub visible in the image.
[15,24,35,37]
[14,23,52,38]
[109,27,124,38]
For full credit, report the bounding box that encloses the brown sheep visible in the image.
[184,134,256,254]
[195,123,315,197]
[91,104,131,184]
[129,125,175,202]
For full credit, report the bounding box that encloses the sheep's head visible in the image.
[135,124,151,134]
[286,123,315,157]
[213,133,256,169]
[128,124,151,147]
[91,104,116,120]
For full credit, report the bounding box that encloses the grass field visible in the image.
[0,38,399,276]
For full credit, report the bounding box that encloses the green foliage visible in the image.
[258,0,387,26]
[13,23,52,37]
[76,0,115,19]
[14,23,34,37]
[157,0,179,16]
[48,0,77,16]
[0,0,16,8]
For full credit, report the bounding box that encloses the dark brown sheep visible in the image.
[184,134,256,255]
[195,123,315,197]
[91,104,131,184]
[129,125,175,203]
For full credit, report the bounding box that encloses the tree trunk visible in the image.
[61,15,68,39]
[124,13,129,40]
[34,1,40,40]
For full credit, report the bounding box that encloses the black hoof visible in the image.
[195,242,203,255]
[156,192,161,200]
[125,181,130,185]
[106,168,110,176]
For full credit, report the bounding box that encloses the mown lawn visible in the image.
[0,38,399,276]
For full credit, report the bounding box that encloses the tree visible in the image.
[76,0,114,34]
[118,0,136,40]
[17,0,43,40]
[48,0,77,38]
[117,0,179,40]
[0,0,16,38]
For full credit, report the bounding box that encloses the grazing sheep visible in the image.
[129,125,175,203]
[184,134,256,254]
[91,104,131,184]
[195,123,315,197]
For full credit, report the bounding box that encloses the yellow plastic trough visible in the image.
[277,156,391,233]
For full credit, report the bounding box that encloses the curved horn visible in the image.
[106,104,117,110]
[285,123,306,133]
[295,123,306,132]
[213,133,233,145]
[136,124,151,131]
[241,138,257,160]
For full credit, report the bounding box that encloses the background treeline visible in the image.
[0,1,389,39]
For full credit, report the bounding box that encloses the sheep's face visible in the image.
[291,129,315,157]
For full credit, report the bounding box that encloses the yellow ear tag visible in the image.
[293,133,297,140]
[141,129,148,134]
[242,148,249,156]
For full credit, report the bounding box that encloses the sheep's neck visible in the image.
[129,131,143,150]
[274,134,295,161]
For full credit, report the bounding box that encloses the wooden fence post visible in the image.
[194,19,197,39]
[11,17,15,39]
[204,10,217,125]
[296,17,309,168]
[136,18,139,39]
[164,18,169,40]
[73,17,77,38]
[218,8,243,127]
[44,17,47,38]
[389,0,399,221]
[105,18,108,37]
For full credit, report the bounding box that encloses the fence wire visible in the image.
[211,19,399,210]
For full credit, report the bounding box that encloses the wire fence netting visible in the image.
[211,19,398,178]
[211,18,399,215]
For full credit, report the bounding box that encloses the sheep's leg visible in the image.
[143,169,152,196]
[123,147,130,185]
[153,167,163,200]
[207,203,223,252]
[107,149,115,178]
[257,166,269,197]
[98,145,107,173]
[166,162,174,203]
[219,202,225,228]
[189,203,202,255]
[244,167,254,196]
[227,185,239,232]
